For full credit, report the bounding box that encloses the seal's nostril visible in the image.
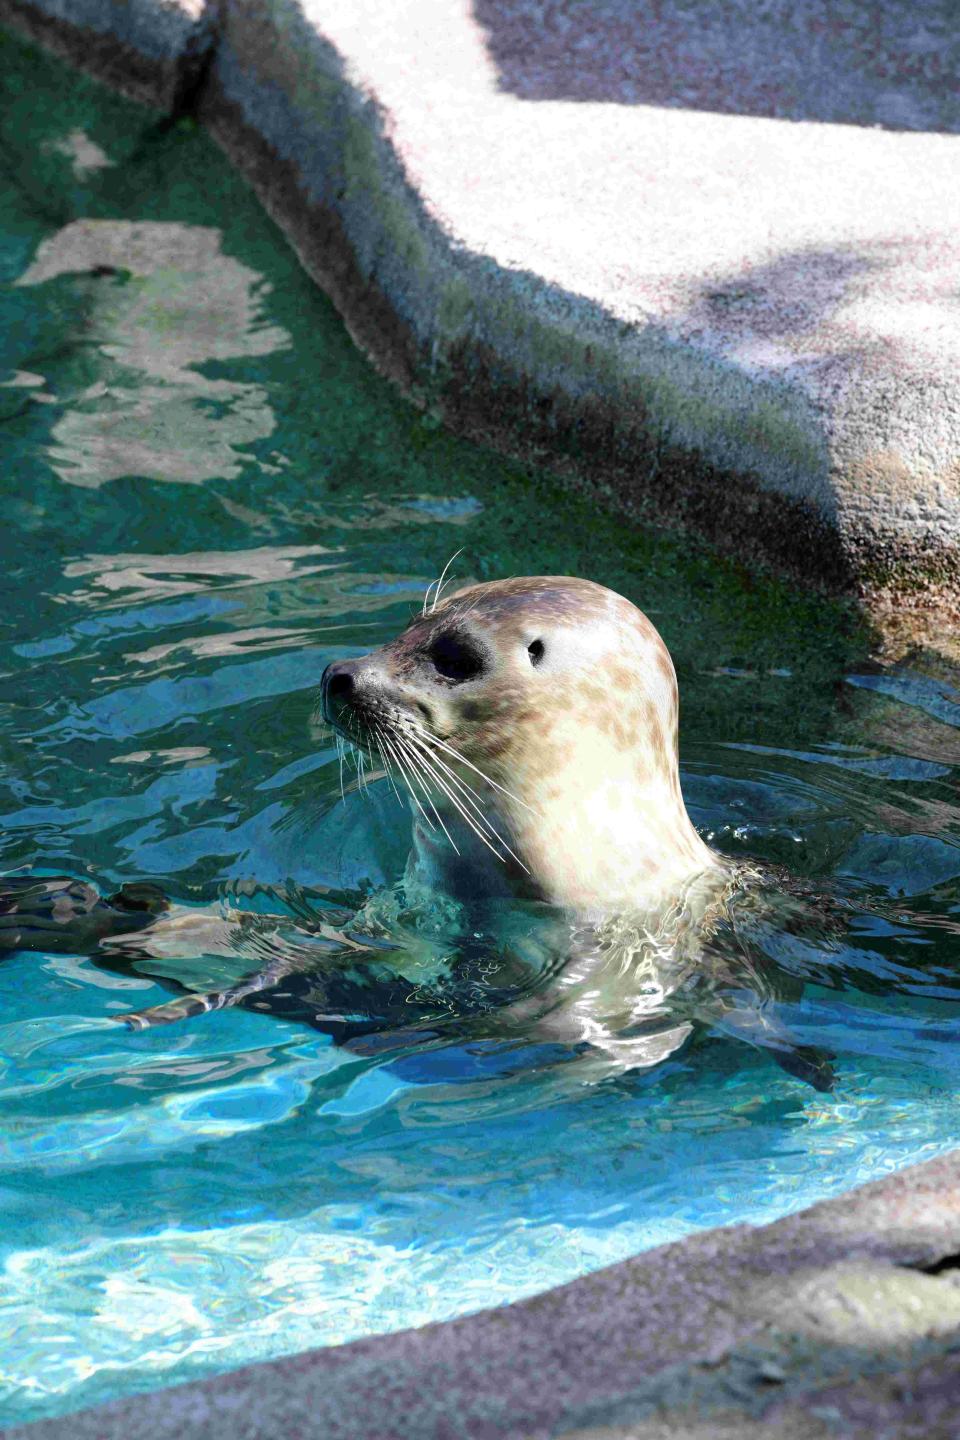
[326,671,354,702]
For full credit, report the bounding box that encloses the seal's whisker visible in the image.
[410,745,488,811]
[408,736,501,846]
[336,734,346,807]
[404,731,529,871]
[408,734,530,871]
[408,724,536,814]
[429,549,464,615]
[352,739,365,793]
[373,724,404,808]
[378,731,439,836]
[405,731,496,832]
[380,732,434,830]
[393,735,462,857]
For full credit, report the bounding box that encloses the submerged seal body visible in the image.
[322,576,719,915]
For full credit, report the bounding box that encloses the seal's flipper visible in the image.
[709,1000,837,1093]
[115,951,304,1030]
[769,1042,836,1093]
[0,876,166,955]
[107,882,170,917]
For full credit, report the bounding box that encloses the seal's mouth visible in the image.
[318,658,530,872]
[319,657,414,754]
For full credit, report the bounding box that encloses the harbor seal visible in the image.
[0,575,832,1086]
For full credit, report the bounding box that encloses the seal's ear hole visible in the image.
[428,632,485,683]
[527,639,545,667]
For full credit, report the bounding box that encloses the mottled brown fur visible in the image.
[321,576,721,912]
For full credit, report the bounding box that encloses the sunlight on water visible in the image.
[1,27,959,1428]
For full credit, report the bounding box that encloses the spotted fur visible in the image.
[322,576,721,914]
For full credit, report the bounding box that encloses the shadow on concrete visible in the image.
[697,245,882,340]
[472,0,960,133]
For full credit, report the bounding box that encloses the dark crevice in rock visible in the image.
[167,1,222,124]
[0,0,223,120]
[914,1253,960,1277]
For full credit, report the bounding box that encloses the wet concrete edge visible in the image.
[6,1149,960,1438]
[0,0,217,113]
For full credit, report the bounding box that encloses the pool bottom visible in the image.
[4,967,960,1428]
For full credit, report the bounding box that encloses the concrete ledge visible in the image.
[205,0,960,614]
[4,0,959,615]
[9,1149,960,1439]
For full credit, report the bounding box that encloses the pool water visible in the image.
[2,28,960,1427]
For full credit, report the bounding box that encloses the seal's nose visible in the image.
[321,660,357,723]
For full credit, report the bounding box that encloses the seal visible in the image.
[0,574,834,1086]
[321,575,720,914]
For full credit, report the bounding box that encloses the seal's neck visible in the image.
[405,758,718,914]
[507,770,716,912]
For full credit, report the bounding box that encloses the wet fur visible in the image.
[323,576,718,913]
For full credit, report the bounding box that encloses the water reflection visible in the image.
[17,221,289,486]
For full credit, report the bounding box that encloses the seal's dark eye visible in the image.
[527,639,545,666]
[428,632,485,683]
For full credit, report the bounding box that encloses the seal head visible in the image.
[322,576,718,913]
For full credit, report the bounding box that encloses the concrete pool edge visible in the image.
[2,0,960,635]
[7,1147,960,1438]
[0,0,215,113]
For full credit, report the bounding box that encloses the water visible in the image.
[1,27,960,1427]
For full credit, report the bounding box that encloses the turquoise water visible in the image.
[2,28,960,1428]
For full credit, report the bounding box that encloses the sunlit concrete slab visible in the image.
[202,0,960,619]
[2,0,959,620]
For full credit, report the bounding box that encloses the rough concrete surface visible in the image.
[201,0,960,611]
[2,0,959,612]
[7,1150,960,1439]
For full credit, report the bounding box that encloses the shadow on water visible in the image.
[0,23,959,1431]
[471,0,960,133]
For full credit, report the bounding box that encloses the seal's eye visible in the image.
[527,639,545,667]
[428,632,485,683]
